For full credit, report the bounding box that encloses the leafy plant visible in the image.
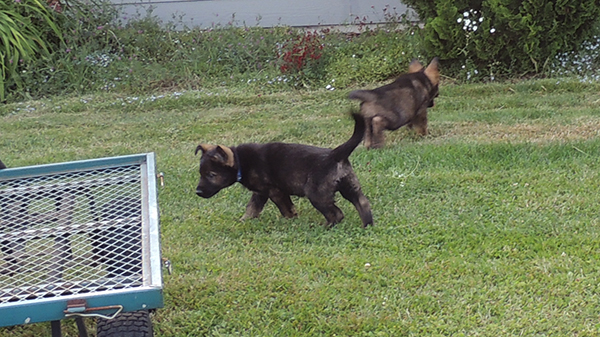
[0,0,62,101]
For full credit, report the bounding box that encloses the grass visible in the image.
[1,77,600,336]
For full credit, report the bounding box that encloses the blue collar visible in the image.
[235,150,242,182]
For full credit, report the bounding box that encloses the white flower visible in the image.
[490,28,496,33]
[457,18,462,23]
[463,11,469,17]
[472,26,478,31]
[479,17,484,22]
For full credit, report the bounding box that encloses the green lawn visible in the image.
[1,78,600,336]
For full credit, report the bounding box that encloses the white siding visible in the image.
[109,0,414,29]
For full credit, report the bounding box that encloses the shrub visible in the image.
[402,0,600,78]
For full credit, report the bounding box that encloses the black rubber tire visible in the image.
[96,310,153,337]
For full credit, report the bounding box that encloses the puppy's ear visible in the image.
[424,57,440,85]
[214,146,235,167]
[408,59,423,73]
[195,144,214,156]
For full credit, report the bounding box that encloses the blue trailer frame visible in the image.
[0,153,163,331]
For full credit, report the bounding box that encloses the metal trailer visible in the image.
[0,153,163,337]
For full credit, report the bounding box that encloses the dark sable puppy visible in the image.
[195,113,373,228]
[349,58,440,149]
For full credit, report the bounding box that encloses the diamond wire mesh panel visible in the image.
[0,165,145,305]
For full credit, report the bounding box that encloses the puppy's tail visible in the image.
[329,112,365,162]
[348,89,377,102]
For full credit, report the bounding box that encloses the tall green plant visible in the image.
[0,0,62,101]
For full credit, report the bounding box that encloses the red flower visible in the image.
[278,31,323,74]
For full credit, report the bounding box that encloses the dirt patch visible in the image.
[431,118,600,144]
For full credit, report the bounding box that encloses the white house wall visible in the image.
[108,0,414,29]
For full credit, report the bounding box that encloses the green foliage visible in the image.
[0,0,62,101]
[403,0,600,76]
[3,0,600,101]
[2,0,430,102]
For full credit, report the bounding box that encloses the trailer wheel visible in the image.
[96,310,153,337]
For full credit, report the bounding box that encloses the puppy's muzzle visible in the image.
[196,188,216,198]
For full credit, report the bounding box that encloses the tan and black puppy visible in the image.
[349,58,440,149]
[195,113,373,228]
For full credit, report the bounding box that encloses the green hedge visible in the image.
[402,0,600,77]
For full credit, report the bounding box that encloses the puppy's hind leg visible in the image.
[339,176,373,228]
[270,191,298,218]
[241,193,268,220]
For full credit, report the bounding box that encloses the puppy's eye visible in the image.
[207,172,217,179]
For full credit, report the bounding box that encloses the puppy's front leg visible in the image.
[411,110,429,136]
[339,177,374,228]
[364,117,374,149]
[241,193,268,220]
